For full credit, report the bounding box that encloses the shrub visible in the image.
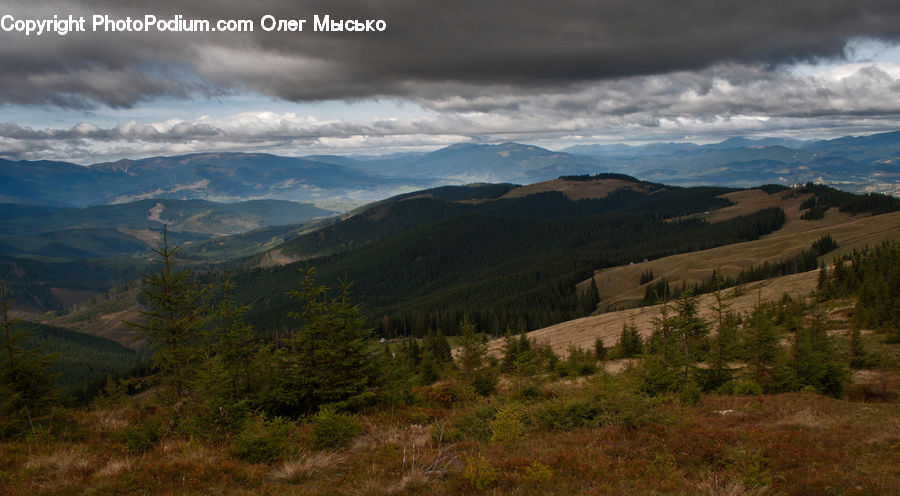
[490,402,527,443]
[637,356,683,396]
[463,453,497,490]
[121,416,162,455]
[530,375,655,430]
[232,416,291,463]
[677,381,702,405]
[728,379,764,396]
[309,407,360,450]
[451,403,496,442]
[471,367,499,397]
[522,461,553,483]
[558,345,598,377]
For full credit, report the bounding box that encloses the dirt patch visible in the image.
[89,307,143,348]
[256,248,301,268]
[146,202,165,223]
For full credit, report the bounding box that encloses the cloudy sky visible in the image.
[2,0,900,163]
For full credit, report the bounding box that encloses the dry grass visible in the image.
[352,421,431,451]
[491,270,822,356]
[269,451,346,484]
[692,473,771,496]
[97,457,133,477]
[773,408,835,429]
[578,194,900,311]
[25,447,95,476]
[4,381,900,495]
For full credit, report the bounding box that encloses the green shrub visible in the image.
[448,380,477,404]
[490,402,527,443]
[471,368,499,397]
[637,356,683,396]
[530,375,655,430]
[558,345,598,377]
[463,453,498,490]
[122,416,162,455]
[522,461,553,483]
[309,407,360,450]
[232,416,291,463]
[723,379,764,396]
[677,381,702,405]
[452,403,496,442]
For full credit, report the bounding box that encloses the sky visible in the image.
[2,0,900,163]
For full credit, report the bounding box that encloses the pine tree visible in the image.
[431,329,452,362]
[594,336,607,360]
[790,304,847,396]
[270,263,377,416]
[617,322,643,358]
[126,226,207,403]
[744,292,780,389]
[849,325,869,369]
[205,274,258,401]
[0,283,61,430]
[457,314,486,377]
[703,281,739,390]
[671,290,708,368]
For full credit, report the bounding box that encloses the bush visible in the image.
[724,379,764,396]
[309,407,360,450]
[451,403,496,442]
[122,416,162,455]
[471,368,499,397]
[522,461,553,483]
[637,356,683,396]
[677,381,702,405]
[558,345,598,378]
[463,453,497,490]
[530,375,655,430]
[232,416,291,463]
[490,402,527,443]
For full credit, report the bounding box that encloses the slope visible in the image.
[230,177,788,336]
[581,187,900,311]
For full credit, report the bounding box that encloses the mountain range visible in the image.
[2,131,899,211]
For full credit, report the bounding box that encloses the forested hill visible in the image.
[229,176,787,337]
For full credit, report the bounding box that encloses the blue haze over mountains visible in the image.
[2,130,900,209]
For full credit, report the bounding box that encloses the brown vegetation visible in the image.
[501,178,653,200]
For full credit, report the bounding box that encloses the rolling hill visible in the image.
[0,198,336,311]
[228,176,791,337]
[0,153,432,208]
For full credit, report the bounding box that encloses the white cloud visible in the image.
[3,55,900,162]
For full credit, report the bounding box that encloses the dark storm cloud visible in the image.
[3,0,900,107]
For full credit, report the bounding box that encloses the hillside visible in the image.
[0,153,430,208]
[231,177,791,336]
[580,189,900,311]
[0,199,333,237]
[493,269,825,357]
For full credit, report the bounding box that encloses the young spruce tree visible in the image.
[270,263,377,416]
[127,226,207,404]
[1,283,61,431]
